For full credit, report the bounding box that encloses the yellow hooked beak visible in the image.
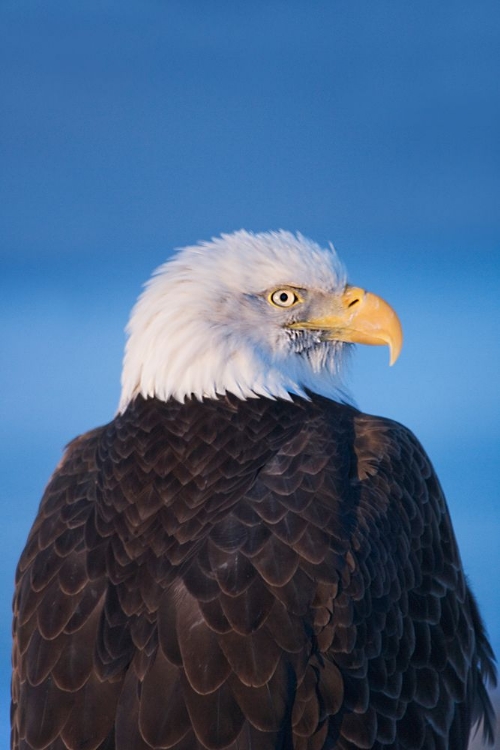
[288,286,403,365]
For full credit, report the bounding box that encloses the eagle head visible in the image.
[119,230,402,411]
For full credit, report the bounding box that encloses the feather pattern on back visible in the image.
[11,394,496,749]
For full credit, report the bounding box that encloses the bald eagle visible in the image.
[12,231,496,750]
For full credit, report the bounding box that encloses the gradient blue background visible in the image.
[1,1,499,746]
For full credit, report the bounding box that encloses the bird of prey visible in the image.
[12,231,496,749]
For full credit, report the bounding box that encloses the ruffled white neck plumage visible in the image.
[118,231,348,412]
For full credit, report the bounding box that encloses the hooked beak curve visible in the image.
[287,286,403,366]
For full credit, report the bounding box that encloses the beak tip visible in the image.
[388,339,403,366]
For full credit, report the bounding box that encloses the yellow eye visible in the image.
[269,289,299,308]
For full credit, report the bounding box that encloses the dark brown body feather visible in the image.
[11,394,496,749]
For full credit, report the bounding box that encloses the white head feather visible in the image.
[119,230,349,412]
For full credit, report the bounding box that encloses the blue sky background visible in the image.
[1,1,499,745]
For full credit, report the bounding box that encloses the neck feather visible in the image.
[119,316,347,412]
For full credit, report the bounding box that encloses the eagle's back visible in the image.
[11,394,495,749]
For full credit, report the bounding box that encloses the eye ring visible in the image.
[269,289,299,308]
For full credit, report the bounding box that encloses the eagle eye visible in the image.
[269,289,299,308]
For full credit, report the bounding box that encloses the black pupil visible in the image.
[280,292,289,302]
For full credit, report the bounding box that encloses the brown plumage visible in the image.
[11,393,496,749]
